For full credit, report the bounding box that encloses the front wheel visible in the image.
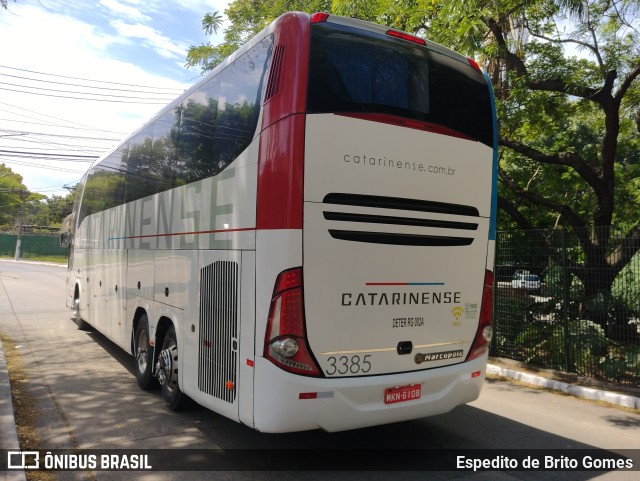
[157,325,189,410]
[73,292,88,330]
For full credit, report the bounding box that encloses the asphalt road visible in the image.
[1,260,639,480]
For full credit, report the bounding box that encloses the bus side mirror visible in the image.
[60,232,71,248]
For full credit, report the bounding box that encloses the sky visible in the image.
[0,0,229,198]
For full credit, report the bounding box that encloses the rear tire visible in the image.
[158,325,189,410]
[134,314,157,390]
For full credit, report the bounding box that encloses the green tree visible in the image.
[433,1,640,327]
[186,1,331,71]
[31,193,75,227]
[0,163,27,230]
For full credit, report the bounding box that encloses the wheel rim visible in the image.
[136,329,149,374]
[157,342,178,390]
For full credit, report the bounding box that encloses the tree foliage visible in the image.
[186,1,331,72]
[0,163,73,231]
[0,163,26,229]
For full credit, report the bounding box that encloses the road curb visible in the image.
[0,338,27,481]
[487,363,640,409]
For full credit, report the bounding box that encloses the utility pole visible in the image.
[14,189,27,261]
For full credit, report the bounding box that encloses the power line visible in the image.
[0,79,176,101]
[0,101,128,135]
[2,142,107,154]
[0,117,110,131]
[0,128,120,142]
[6,138,110,155]
[0,72,184,96]
[0,158,88,173]
[0,149,98,160]
[3,131,114,153]
[0,85,173,104]
[0,64,186,92]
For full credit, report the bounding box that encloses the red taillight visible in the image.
[386,29,426,46]
[311,12,330,23]
[467,57,482,73]
[466,270,494,362]
[264,268,322,376]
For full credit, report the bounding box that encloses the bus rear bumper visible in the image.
[252,355,487,433]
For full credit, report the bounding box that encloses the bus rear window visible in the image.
[307,23,493,147]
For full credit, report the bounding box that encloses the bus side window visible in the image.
[178,76,221,183]
[82,146,126,218]
[124,125,174,202]
[213,37,271,172]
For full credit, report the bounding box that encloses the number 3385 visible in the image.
[325,355,372,375]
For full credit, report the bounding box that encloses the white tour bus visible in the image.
[62,12,498,433]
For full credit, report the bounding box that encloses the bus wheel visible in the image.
[156,325,188,410]
[134,314,157,390]
[73,291,87,330]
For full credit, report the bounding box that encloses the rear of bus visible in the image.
[254,13,496,432]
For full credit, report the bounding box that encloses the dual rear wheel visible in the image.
[134,315,188,410]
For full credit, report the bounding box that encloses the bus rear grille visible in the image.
[323,193,479,217]
[323,193,479,246]
[198,261,238,403]
[328,230,473,246]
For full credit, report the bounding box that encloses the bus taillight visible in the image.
[466,270,494,361]
[311,12,330,23]
[467,57,482,72]
[264,268,322,376]
[385,29,426,46]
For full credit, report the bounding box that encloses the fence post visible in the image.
[561,228,571,372]
[491,233,498,354]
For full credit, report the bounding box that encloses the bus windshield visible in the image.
[307,22,493,147]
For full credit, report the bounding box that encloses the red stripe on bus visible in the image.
[122,227,256,240]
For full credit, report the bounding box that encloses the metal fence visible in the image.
[492,228,640,388]
[0,233,67,260]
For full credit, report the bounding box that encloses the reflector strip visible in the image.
[299,391,334,399]
[472,371,482,378]
[366,282,445,286]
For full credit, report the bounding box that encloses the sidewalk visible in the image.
[486,359,640,409]
[0,338,26,481]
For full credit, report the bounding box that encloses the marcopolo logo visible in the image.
[414,350,464,364]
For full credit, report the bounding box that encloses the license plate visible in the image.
[384,384,421,404]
